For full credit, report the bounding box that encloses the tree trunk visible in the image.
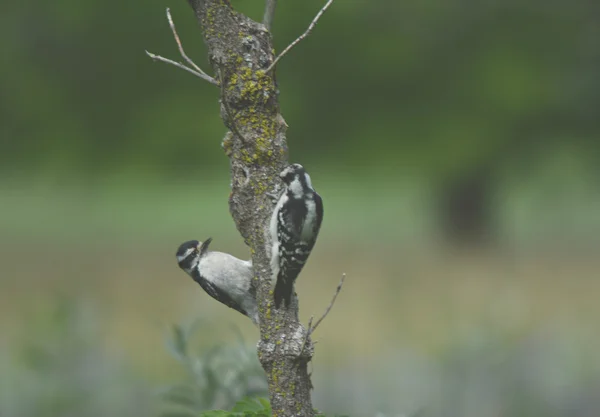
[186,1,314,415]
[438,164,493,245]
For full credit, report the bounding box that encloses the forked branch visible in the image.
[146,8,218,86]
[300,273,346,355]
[311,273,346,333]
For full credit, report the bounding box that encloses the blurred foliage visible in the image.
[167,396,344,417]
[315,324,600,417]
[1,0,599,183]
[0,297,155,417]
[160,322,268,415]
[193,397,271,417]
[2,0,599,245]
[3,264,600,417]
[159,324,347,416]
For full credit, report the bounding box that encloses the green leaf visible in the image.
[160,410,198,417]
[229,397,271,415]
[257,398,271,411]
[231,397,263,412]
[161,385,197,408]
[167,324,188,360]
[200,364,222,406]
[200,411,235,417]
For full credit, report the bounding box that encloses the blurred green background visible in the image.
[1,0,600,416]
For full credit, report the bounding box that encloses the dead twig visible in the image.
[145,51,215,83]
[146,8,218,86]
[298,273,346,357]
[310,273,345,333]
[266,0,334,73]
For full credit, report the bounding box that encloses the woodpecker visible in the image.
[269,163,324,308]
[176,238,259,325]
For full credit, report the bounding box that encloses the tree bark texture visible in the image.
[186,1,315,416]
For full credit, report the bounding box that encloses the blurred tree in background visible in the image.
[2,0,599,243]
[2,1,598,174]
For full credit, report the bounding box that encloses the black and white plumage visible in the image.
[269,163,324,308]
[176,238,259,325]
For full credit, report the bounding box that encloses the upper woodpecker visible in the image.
[269,163,324,308]
[176,238,259,325]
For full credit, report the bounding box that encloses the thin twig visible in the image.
[310,273,345,333]
[145,8,219,86]
[266,0,334,73]
[298,273,346,357]
[146,51,215,84]
[166,8,206,76]
[263,0,278,31]
[164,7,217,84]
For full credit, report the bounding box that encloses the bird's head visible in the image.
[280,163,314,198]
[280,163,305,185]
[176,238,212,272]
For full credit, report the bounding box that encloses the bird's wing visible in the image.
[309,192,324,250]
[195,277,249,317]
[278,197,307,240]
[274,201,307,304]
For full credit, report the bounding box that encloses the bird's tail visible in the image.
[274,276,293,308]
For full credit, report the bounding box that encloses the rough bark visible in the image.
[185,1,314,415]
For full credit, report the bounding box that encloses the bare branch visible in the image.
[165,8,207,76]
[298,273,346,357]
[266,0,334,73]
[146,51,217,84]
[310,273,346,333]
[263,0,277,31]
[145,8,218,86]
